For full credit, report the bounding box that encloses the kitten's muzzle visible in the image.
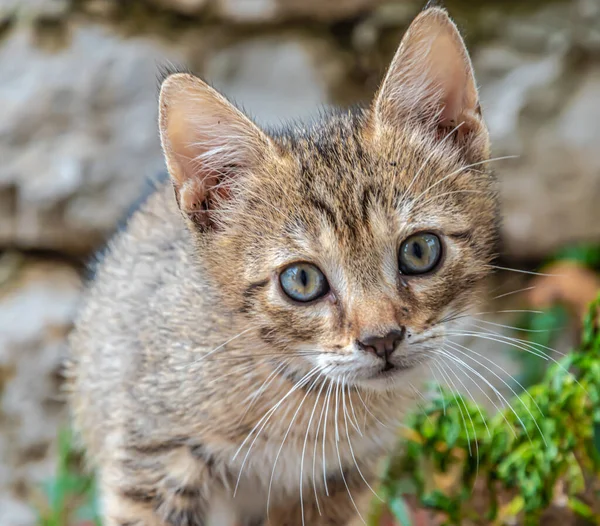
[357,328,406,361]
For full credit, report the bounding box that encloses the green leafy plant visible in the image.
[514,241,600,387]
[551,243,600,270]
[36,427,99,526]
[373,295,600,525]
[515,303,568,387]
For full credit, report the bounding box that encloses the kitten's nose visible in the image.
[358,329,405,359]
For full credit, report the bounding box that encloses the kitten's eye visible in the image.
[399,233,442,275]
[280,263,329,303]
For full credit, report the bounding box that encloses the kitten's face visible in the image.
[159,8,496,389]
[208,115,497,389]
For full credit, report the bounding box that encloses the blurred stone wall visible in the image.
[2,0,600,257]
[0,0,599,523]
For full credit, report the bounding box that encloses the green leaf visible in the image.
[552,243,600,269]
[389,495,413,526]
[421,490,456,513]
[367,495,388,526]
[514,305,568,387]
[567,497,596,520]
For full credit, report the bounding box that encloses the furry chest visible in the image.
[218,422,395,518]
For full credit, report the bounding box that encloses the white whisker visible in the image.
[300,380,326,526]
[189,327,256,365]
[355,387,391,430]
[427,363,446,415]
[312,377,330,514]
[346,383,362,436]
[443,340,546,445]
[322,380,334,496]
[473,318,560,333]
[233,367,319,496]
[266,374,321,517]
[409,155,518,211]
[433,361,473,455]
[342,380,382,501]
[334,380,366,525]
[488,265,559,277]
[416,189,487,209]
[434,349,517,438]
[239,361,288,423]
[400,122,464,204]
[491,286,536,300]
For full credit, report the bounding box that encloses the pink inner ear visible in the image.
[165,93,247,213]
[426,32,478,129]
[438,74,470,129]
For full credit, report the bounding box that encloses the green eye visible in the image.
[280,263,329,303]
[399,233,442,275]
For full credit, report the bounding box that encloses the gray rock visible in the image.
[480,54,564,149]
[0,0,68,22]
[471,0,600,258]
[0,22,184,253]
[498,68,600,258]
[0,257,81,526]
[153,0,380,22]
[205,36,335,126]
[0,23,345,253]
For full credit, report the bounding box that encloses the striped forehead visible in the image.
[281,192,398,295]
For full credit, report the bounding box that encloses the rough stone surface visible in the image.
[0,0,68,21]
[214,0,380,23]
[204,35,343,125]
[0,22,184,253]
[0,256,81,526]
[0,22,344,253]
[116,0,381,22]
[492,67,600,258]
[472,0,600,258]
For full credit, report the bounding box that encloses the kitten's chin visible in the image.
[353,360,429,392]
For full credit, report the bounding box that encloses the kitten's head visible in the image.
[159,7,497,389]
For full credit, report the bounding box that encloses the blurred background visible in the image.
[0,0,600,524]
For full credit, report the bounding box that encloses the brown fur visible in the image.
[68,7,498,526]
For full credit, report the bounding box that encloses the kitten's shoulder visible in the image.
[77,175,207,343]
[90,176,190,280]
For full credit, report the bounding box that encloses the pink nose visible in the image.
[357,329,405,359]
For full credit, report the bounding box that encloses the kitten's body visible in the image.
[69,9,497,526]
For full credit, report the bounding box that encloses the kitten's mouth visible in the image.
[372,360,412,379]
[382,361,395,372]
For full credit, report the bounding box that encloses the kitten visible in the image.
[68,6,497,526]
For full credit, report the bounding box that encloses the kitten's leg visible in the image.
[100,469,163,526]
[99,444,215,526]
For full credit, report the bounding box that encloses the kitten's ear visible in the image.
[373,7,487,150]
[159,73,273,228]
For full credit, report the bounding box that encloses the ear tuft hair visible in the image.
[423,0,444,10]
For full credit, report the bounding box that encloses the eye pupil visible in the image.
[412,242,423,259]
[300,269,308,287]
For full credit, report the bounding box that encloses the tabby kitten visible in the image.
[68,6,497,526]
